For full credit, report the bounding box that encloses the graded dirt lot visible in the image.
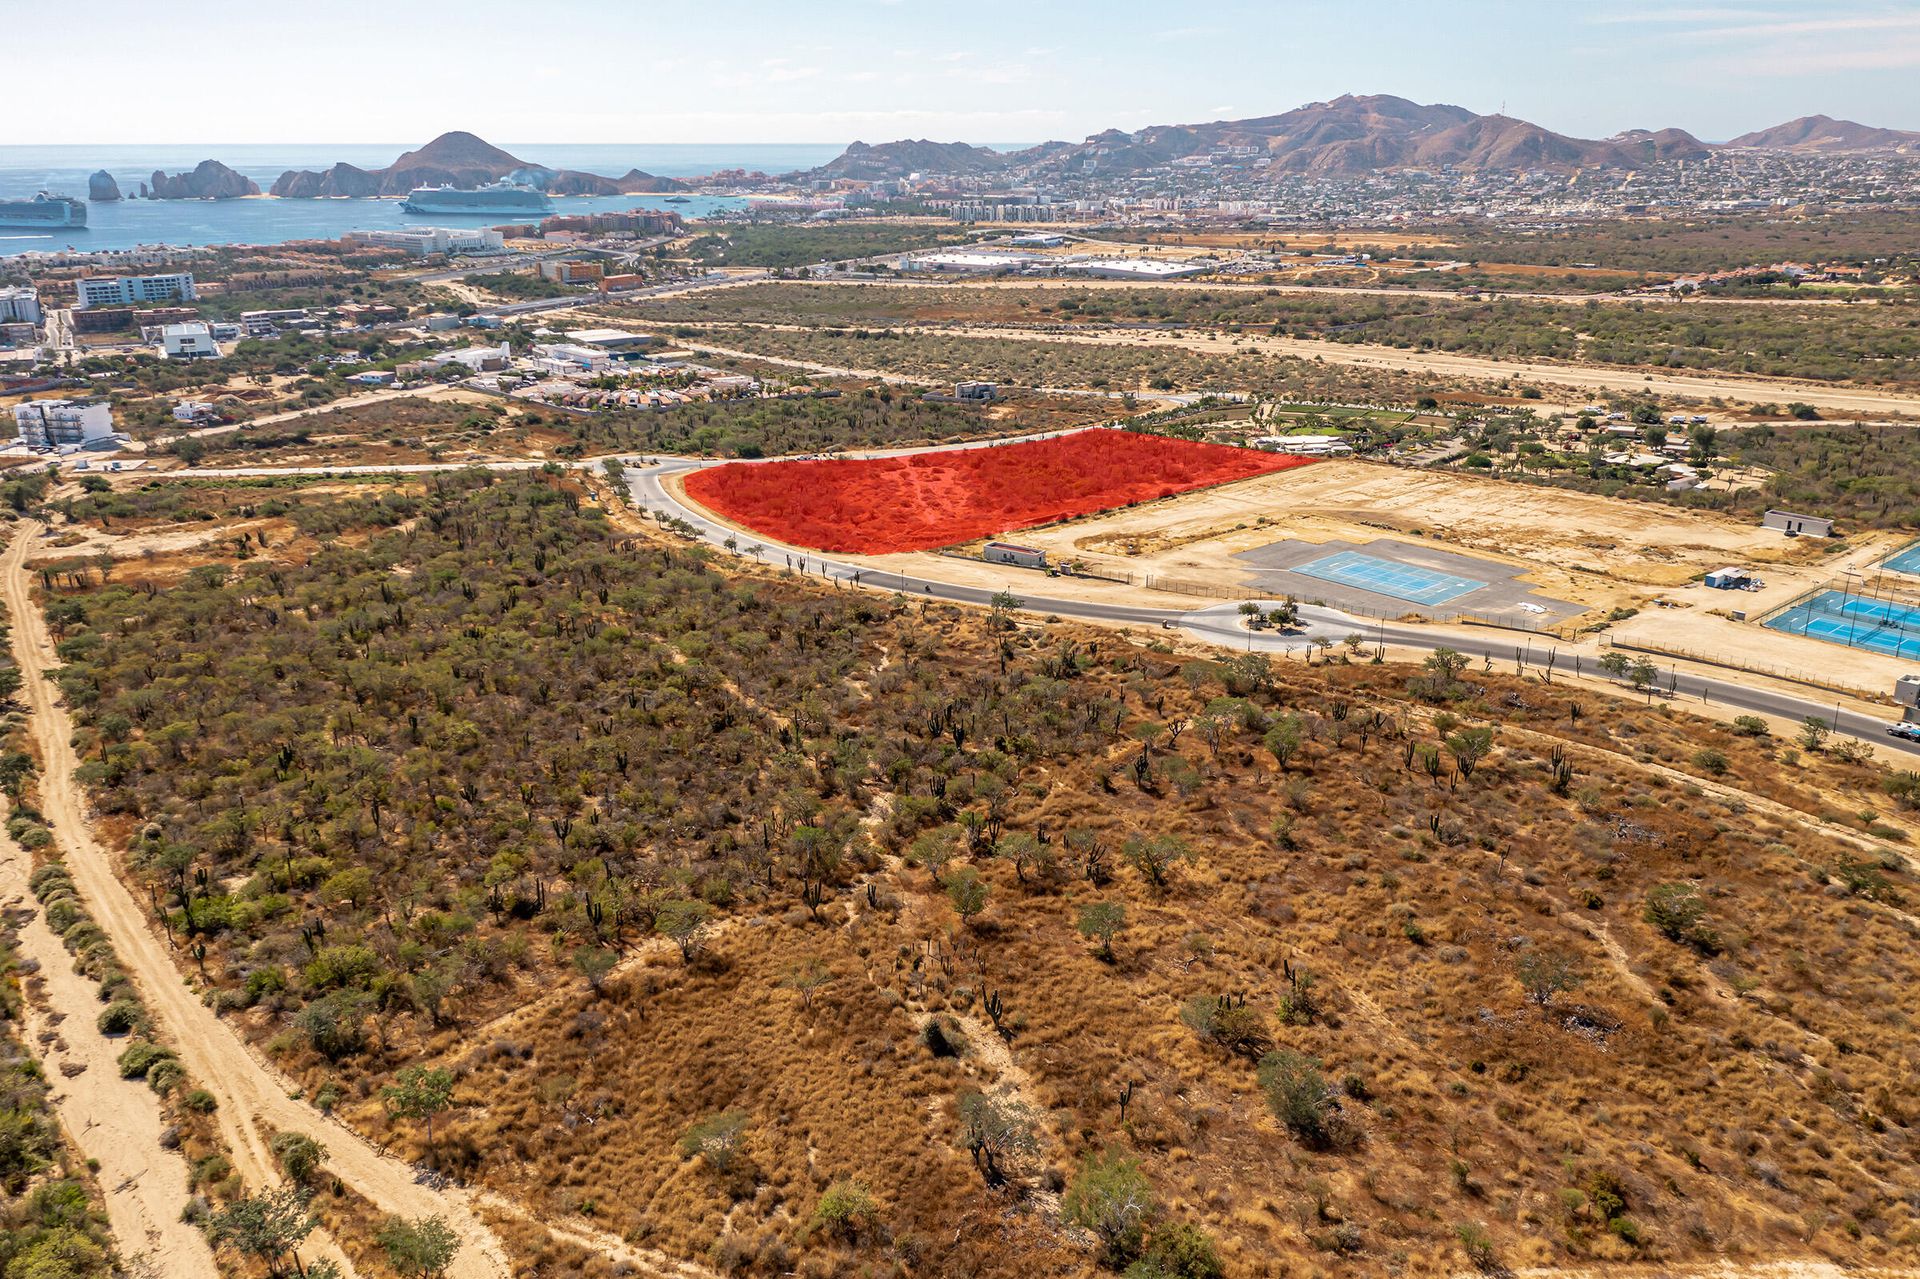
[1001,459,1848,604]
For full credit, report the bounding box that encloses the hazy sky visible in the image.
[13,0,1920,145]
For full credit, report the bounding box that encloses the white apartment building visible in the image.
[0,286,42,325]
[343,227,506,257]
[14,399,115,449]
[73,272,198,310]
[160,322,221,360]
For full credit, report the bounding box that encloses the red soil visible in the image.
[681,429,1315,554]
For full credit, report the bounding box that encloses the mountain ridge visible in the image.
[801,94,1918,179]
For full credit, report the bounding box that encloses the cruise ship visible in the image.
[0,192,87,230]
[400,182,553,216]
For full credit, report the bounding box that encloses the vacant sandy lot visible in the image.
[1000,459,1850,600]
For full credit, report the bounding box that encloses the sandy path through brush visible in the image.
[0,830,216,1277]
[1,521,510,1279]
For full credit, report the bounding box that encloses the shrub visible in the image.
[1730,715,1770,737]
[809,1178,878,1241]
[147,1059,186,1096]
[180,1088,218,1114]
[117,1041,174,1079]
[679,1111,749,1173]
[1257,1050,1354,1149]
[1179,995,1266,1055]
[1691,748,1729,776]
[1643,882,1720,954]
[1063,1149,1156,1267]
[97,1000,143,1036]
[271,1131,327,1184]
[1126,1221,1223,1279]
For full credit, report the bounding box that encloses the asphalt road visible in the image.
[627,455,1920,759]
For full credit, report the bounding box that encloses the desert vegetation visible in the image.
[25,466,1920,1277]
[641,282,1920,385]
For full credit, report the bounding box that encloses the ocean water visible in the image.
[0,143,847,256]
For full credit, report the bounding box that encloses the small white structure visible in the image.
[74,272,196,310]
[1703,566,1752,590]
[1764,509,1833,538]
[1252,434,1352,457]
[172,401,220,423]
[14,399,114,449]
[160,322,220,360]
[984,541,1048,569]
[955,381,998,401]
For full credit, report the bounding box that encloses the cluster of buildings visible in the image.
[342,227,507,258]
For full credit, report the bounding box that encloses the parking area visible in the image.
[1764,589,1920,661]
[1230,537,1581,622]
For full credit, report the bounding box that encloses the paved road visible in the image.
[628,455,1920,759]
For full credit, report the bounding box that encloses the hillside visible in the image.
[28,469,1920,1278]
[1727,115,1920,152]
[808,95,1716,179]
[269,131,688,197]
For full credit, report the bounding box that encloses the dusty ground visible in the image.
[1020,459,1845,591]
[0,830,217,1278]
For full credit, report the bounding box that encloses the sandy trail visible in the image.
[1,522,510,1279]
[0,830,216,1278]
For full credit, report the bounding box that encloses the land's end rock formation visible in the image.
[269,132,688,197]
[87,170,121,202]
[147,160,260,199]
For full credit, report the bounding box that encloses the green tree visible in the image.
[1257,1050,1345,1149]
[655,898,714,962]
[1122,833,1192,889]
[381,1065,455,1160]
[1513,945,1585,1011]
[376,1214,460,1279]
[207,1186,317,1277]
[946,866,990,925]
[1076,900,1127,961]
[571,945,618,993]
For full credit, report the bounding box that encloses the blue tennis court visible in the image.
[1764,589,1920,660]
[1293,550,1486,606]
[1881,540,1920,577]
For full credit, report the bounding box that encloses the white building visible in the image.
[531,342,613,373]
[14,399,115,449]
[425,342,512,374]
[1055,258,1213,281]
[74,272,197,310]
[160,323,221,360]
[1252,434,1353,457]
[172,401,221,423]
[0,286,42,325]
[343,227,506,257]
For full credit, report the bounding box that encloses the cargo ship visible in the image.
[0,192,87,230]
[400,182,553,216]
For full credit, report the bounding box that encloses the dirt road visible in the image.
[0,831,216,1278]
[1,523,511,1279]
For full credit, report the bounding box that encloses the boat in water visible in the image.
[400,182,553,216]
[0,192,87,230]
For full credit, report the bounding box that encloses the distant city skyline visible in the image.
[14,0,1920,147]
